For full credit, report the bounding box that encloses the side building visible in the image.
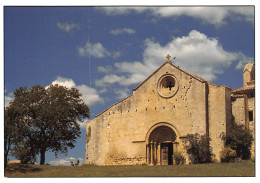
[231,62,255,157]
[85,56,255,165]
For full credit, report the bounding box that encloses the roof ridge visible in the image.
[95,94,133,117]
[133,60,208,91]
[168,62,206,82]
[232,86,255,93]
[133,61,168,91]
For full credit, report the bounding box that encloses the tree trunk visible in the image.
[40,149,46,165]
[4,152,8,170]
[4,138,10,170]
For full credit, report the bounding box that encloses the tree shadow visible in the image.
[5,164,43,175]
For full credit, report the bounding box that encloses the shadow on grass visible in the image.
[5,164,43,175]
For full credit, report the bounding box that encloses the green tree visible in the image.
[224,123,253,159]
[11,140,38,164]
[184,133,212,164]
[4,106,21,169]
[9,84,90,165]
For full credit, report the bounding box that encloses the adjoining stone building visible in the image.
[231,62,255,157]
[85,55,255,165]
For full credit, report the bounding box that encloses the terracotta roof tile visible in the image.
[232,86,255,93]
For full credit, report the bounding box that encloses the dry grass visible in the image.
[5,160,255,177]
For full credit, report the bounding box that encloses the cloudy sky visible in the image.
[4,6,254,165]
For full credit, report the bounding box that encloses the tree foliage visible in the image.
[11,141,38,164]
[220,147,237,163]
[223,123,253,159]
[184,133,212,164]
[7,84,90,165]
[4,106,21,169]
[172,152,186,165]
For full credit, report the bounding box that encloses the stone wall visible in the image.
[243,71,252,87]
[232,96,247,126]
[231,94,255,157]
[248,97,255,157]
[207,83,231,161]
[86,62,232,165]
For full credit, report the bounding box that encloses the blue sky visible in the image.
[4,6,254,165]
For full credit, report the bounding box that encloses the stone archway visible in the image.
[145,123,180,166]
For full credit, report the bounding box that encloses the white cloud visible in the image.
[57,22,80,32]
[96,7,149,16]
[229,7,254,24]
[110,28,136,35]
[77,84,104,107]
[78,42,110,58]
[95,74,125,87]
[48,157,83,166]
[98,88,108,94]
[113,51,121,58]
[97,7,254,26]
[49,77,76,88]
[95,61,152,87]
[114,88,131,100]
[97,65,115,73]
[95,30,253,87]
[4,91,14,107]
[78,42,120,59]
[48,76,104,106]
[141,30,254,81]
[78,119,88,129]
[95,73,147,87]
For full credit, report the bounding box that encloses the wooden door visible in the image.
[162,146,168,165]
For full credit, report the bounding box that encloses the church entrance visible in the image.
[146,124,179,166]
[161,143,173,165]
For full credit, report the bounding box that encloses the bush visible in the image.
[220,147,237,163]
[173,152,186,165]
[11,142,37,164]
[184,133,212,164]
[223,123,253,160]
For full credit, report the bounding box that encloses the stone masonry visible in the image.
[85,55,255,165]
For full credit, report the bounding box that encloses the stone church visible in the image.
[85,55,255,166]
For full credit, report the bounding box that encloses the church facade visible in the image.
[85,55,255,166]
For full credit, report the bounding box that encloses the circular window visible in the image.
[157,74,178,98]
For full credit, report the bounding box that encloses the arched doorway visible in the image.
[146,123,179,165]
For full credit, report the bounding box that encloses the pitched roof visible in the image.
[231,94,246,98]
[232,85,255,93]
[93,59,232,119]
[133,60,206,91]
[94,94,133,117]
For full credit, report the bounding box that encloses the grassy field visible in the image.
[5,160,255,177]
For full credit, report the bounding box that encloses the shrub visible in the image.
[11,142,37,164]
[184,133,212,164]
[223,123,253,160]
[220,147,237,163]
[173,152,186,165]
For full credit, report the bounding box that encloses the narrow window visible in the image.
[249,111,253,121]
